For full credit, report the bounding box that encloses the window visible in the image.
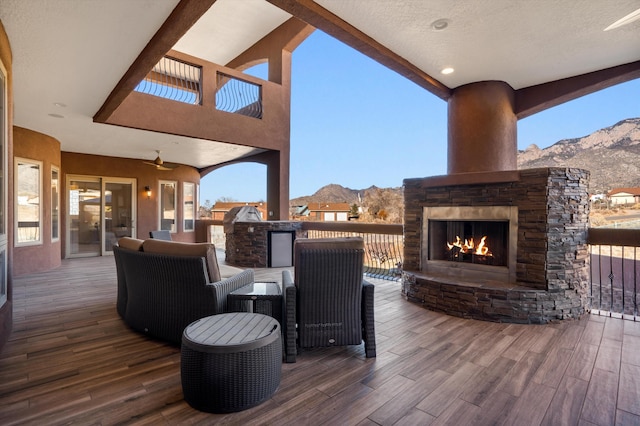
[0,60,7,307]
[51,167,59,241]
[0,65,4,237]
[159,181,176,232]
[15,158,42,245]
[183,182,195,232]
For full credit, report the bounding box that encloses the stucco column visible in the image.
[447,81,517,174]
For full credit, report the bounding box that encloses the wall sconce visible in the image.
[144,186,152,199]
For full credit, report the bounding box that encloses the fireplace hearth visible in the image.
[402,168,590,324]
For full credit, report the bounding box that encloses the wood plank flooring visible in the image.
[1,255,640,425]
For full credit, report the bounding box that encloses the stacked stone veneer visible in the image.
[402,167,590,323]
[225,221,305,268]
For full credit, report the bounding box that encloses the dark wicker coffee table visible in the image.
[228,282,283,325]
[181,312,281,413]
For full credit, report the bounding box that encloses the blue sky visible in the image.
[200,31,640,204]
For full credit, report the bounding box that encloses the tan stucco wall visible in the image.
[11,131,203,275]
[13,127,62,276]
[61,152,201,247]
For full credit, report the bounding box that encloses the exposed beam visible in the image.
[226,17,314,85]
[266,0,451,100]
[199,150,274,176]
[227,18,314,71]
[515,61,640,119]
[93,0,217,123]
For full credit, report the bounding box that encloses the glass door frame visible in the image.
[66,175,137,258]
[102,177,137,255]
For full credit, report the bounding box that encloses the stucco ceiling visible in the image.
[0,0,290,169]
[314,0,640,91]
[1,0,639,170]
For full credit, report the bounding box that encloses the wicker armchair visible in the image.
[113,245,253,345]
[282,237,376,363]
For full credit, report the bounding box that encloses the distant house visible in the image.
[305,202,352,221]
[290,205,310,220]
[210,202,267,220]
[608,188,640,206]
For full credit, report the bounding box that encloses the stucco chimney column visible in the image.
[447,81,517,174]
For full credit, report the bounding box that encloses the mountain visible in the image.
[292,118,640,204]
[517,117,640,193]
[290,184,364,206]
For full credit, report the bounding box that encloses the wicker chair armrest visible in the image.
[208,269,255,313]
[283,269,297,363]
[361,280,376,358]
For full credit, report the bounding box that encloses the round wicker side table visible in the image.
[181,312,281,413]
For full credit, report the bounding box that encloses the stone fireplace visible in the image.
[402,167,590,323]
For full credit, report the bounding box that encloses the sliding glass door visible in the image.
[103,179,135,254]
[67,176,136,257]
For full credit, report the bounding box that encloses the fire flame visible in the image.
[447,236,492,256]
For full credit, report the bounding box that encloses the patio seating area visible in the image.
[1,256,639,424]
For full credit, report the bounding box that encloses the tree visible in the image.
[349,203,360,219]
[361,188,403,223]
[216,196,237,202]
[198,199,213,219]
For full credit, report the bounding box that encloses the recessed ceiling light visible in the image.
[431,19,450,31]
[441,67,455,75]
[53,102,66,108]
[604,7,640,31]
[48,113,64,118]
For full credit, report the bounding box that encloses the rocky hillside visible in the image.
[292,117,640,205]
[518,117,640,193]
[291,184,371,205]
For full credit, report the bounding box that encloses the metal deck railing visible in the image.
[301,221,404,281]
[588,228,640,320]
[202,220,640,311]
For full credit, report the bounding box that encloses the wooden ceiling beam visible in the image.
[94,0,217,123]
[515,61,640,119]
[266,0,451,100]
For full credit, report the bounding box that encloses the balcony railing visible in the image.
[201,220,640,317]
[588,228,640,320]
[134,56,264,120]
[215,72,263,119]
[134,56,202,104]
[301,222,403,280]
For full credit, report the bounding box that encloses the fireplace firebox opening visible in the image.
[428,219,509,266]
[422,206,518,283]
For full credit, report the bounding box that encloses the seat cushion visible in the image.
[142,239,221,282]
[118,237,144,251]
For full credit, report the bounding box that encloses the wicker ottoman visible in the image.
[181,312,281,413]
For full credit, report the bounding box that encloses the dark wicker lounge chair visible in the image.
[282,237,376,363]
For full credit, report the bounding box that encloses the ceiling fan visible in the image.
[143,150,179,171]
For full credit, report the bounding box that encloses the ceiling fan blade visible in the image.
[143,160,179,170]
[143,151,179,170]
[157,164,178,171]
[143,161,160,167]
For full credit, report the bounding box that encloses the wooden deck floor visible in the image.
[1,255,640,425]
